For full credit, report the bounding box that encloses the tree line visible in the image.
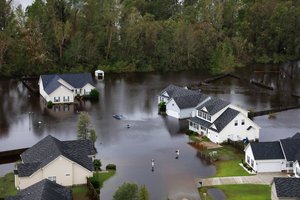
[0,0,299,77]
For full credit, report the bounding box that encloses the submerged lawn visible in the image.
[0,173,17,198]
[199,184,270,200]
[94,170,116,188]
[205,144,250,177]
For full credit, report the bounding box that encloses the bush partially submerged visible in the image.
[106,164,116,170]
[47,101,53,109]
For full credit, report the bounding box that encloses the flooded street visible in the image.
[0,62,300,200]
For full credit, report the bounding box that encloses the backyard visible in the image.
[0,173,17,198]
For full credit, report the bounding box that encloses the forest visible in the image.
[0,0,299,77]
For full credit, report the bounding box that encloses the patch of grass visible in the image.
[0,173,17,198]
[200,184,270,200]
[204,144,249,177]
[71,185,89,200]
[94,170,116,188]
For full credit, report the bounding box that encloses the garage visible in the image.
[257,161,283,173]
[166,110,179,119]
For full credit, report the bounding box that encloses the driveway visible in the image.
[195,172,288,187]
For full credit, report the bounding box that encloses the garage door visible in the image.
[166,110,179,119]
[257,162,282,173]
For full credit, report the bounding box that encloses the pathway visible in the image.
[195,172,288,188]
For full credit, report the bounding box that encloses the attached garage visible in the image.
[166,110,180,119]
[257,161,284,173]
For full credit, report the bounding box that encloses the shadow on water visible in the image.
[0,62,299,199]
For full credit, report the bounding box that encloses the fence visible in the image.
[87,178,100,200]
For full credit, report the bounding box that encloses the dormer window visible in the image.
[203,113,207,119]
[207,115,211,121]
[198,111,202,118]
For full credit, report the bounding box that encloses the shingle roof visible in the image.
[5,179,72,200]
[41,73,94,94]
[280,138,300,162]
[274,177,300,198]
[212,108,239,133]
[189,117,212,129]
[160,84,183,97]
[291,132,300,139]
[250,141,284,160]
[17,135,96,177]
[196,97,230,115]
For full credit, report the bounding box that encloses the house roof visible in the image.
[5,179,72,200]
[212,108,239,133]
[189,117,212,129]
[196,97,230,115]
[280,138,300,162]
[291,132,300,139]
[250,141,284,160]
[17,135,96,177]
[41,73,94,94]
[274,177,300,198]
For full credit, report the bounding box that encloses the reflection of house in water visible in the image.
[39,98,75,119]
[162,116,188,137]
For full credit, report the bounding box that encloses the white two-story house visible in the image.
[39,73,95,104]
[188,96,260,143]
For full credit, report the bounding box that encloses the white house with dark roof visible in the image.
[6,179,72,200]
[271,177,300,200]
[188,96,260,143]
[39,73,95,104]
[14,135,96,190]
[245,133,300,173]
[158,84,206,119]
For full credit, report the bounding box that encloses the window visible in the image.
[234,120,238,126]
[286,162,293,168]
[196,125,199,130]
[198,111,202,118]
[241,119,245,125]
[63,105,69,111]
[247,126,252,131]
[201,126,206,131]
[251,159,254,167]
[207,115,211,121]
[54,97,60,102]
[203,113,207,119]
[48,176,56,182]
[247,156,250,164]
[66,174,70,176]
[63,96,69,102]
[189,121,193,126]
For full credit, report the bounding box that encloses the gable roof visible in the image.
[189,117,212,129]
[274,177,300,198]
[41,73,94,94]
[196,97,230,115]
[291,132,300,139]
[17,135,96,177]
[212,108,239,132]
[6,179,72,200]
[250,141,284,160]
[280,138,300,162]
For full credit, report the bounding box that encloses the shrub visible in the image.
[106,164,116,170]
[268,112,277,119]
[89,176,100,189]
[93,159,101,171]
[89,89,99,100]
[47,101,53,108]
[158,102,166,114]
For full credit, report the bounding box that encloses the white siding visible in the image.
[39,77,50,102]
[244,144,257,171]
[49,86,74,104]
[166,99,180,119]
[216,113,260,143]
[81,83,95,95]
[294,161,300,178]
[179,108,194,119]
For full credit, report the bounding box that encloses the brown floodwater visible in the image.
[0,62,299,200]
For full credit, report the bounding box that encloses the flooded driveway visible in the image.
[0,62,300,199]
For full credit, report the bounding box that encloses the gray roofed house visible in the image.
[250,141,285,160]
[196,97,230,115]
[15,135,96,190]
[39,73,95,104]
[6,179,72,200]
[280,138,300,162]
[273,177,300,199]
[212,108,239,133]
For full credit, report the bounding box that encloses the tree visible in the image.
[113,183,139,200]
[77,111,91,139]
[113,182,149,200]
[89,128,97,144]
[138,185,149,200]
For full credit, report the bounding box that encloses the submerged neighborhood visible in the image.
[0,0,300,199]
[0,72,299,200]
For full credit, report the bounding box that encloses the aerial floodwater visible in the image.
[0,62,299,200]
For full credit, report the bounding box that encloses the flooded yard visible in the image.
[0,62,300,200]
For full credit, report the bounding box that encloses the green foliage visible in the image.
[89,176,100,189]
[93,170,116,188]
[158,102,166,114]
[89,89,99,100]
[0,0,299,77]
[113,182,139,200]
[93,159,102,171]
[106,164,116,171]
[89,129,97,143]
[0,173,17,198]
[138,185,149,200]
[47,101,53,109]
[77,112,91,140]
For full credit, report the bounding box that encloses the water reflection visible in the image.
[0,62,300,199]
